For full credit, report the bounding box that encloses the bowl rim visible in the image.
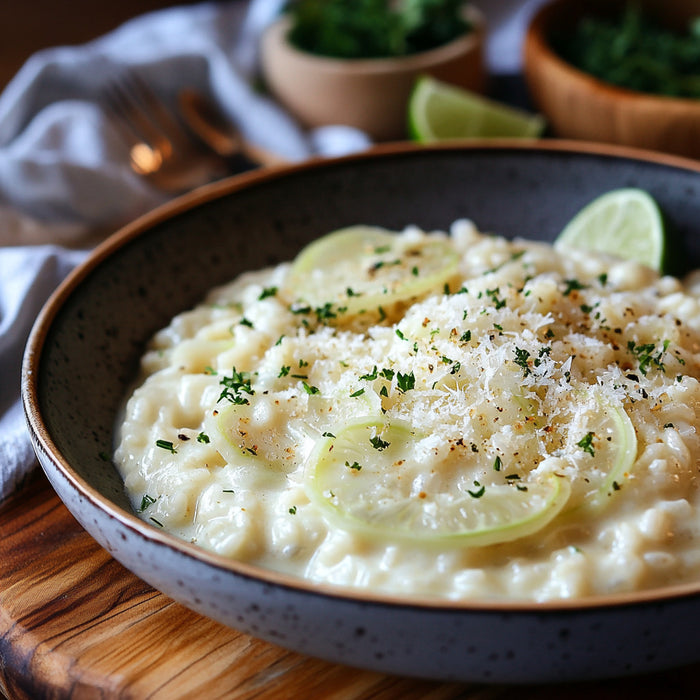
[260,6,484,75]
[526,0,700,109]
[22,139,700,614]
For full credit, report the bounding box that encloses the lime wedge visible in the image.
[306,418,571,547]
[555,188,666,271]
[284,225,458,318]
[407,76,546,142]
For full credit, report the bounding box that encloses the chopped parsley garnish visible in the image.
[196,432,210,444]
[278,365,291,377]
[239,317,254,328]
[460,330,472,342]
[468,482,486,498]
[218,367,254,404]
[346,460,362,471]
[155,439,177,454]
[369,435,390,450]
[514,347,531,375]
[563,278,587,296]
[396,370,416,392]
[139,494,157,512]
[322,431,336,438]
[627,339,669,375]
[289,505,297,515]
[258,286,278,300]
[485,287,507,309]
[493,455,502,471]
[577,431,596,456]
[360,366,378,381]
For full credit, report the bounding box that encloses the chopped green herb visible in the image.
[360,366,378,381]
[350,388,366,397]
[258,286,278,300]
[563,278,586,296]
[196,432,210,444]
[156,439,177,454]
[396,370,416,392]
[139,494,157,512]
[218,367,254,404]
[302,381,321,395]
[369,435,390,450]
[346,460,362,471]
[485,287,507,309]
[577,431,596,456]
[514,347,531,375]
[468,482,486,498]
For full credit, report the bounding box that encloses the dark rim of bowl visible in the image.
[22,139,700,614]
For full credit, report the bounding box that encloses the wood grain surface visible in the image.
[2,470,700,700]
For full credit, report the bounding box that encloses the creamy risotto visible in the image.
[115,221,700,601]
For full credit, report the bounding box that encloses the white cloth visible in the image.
[0,0,537,502]
[0,247,87,500]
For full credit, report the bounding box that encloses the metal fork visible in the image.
[104,72,226,192]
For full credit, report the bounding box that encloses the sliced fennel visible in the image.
[571,388,638,512]
[284,225,459,318]
[305,417,571,547]
[206,388,381,472]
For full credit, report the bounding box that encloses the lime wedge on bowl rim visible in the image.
[555,188,666,271]
[408,75,546,142]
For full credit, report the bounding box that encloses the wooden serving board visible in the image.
[2,470,700,700]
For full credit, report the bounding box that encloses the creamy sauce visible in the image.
[115,221,700,601]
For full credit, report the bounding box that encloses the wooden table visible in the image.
[2,469,700,699]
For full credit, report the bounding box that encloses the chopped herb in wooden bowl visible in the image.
[551,4,700,98]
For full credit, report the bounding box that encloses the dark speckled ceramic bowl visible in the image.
[23,142,700,684]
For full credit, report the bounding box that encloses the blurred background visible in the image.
[0,0,544,89]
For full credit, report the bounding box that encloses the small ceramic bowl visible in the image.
[22,142,700,684]
[523,0,700,160]
[260,7,485,141]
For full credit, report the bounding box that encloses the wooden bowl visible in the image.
[523,0,700,160]
[260,7,486,142]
